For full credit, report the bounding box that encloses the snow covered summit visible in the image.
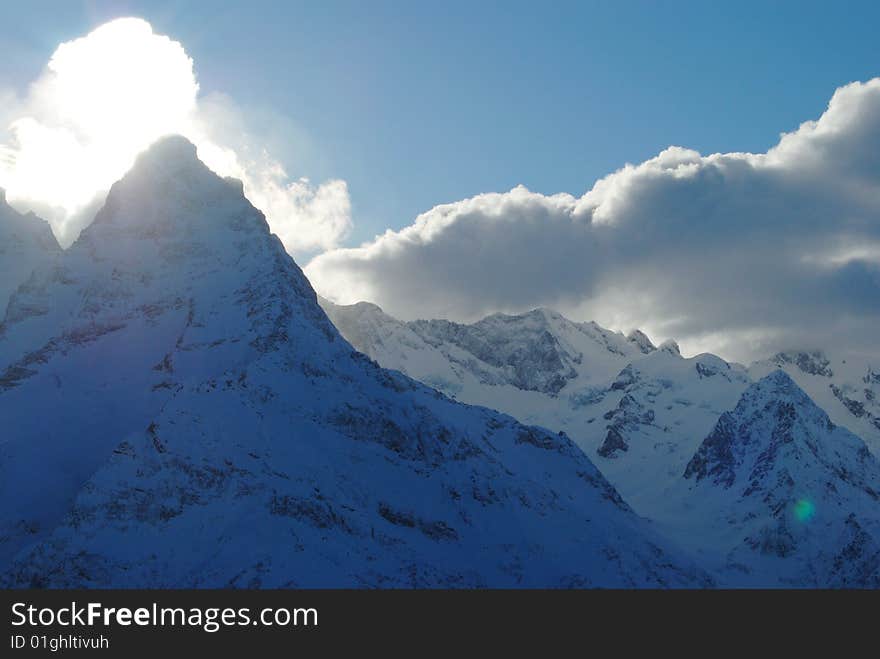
[0,136,708,588]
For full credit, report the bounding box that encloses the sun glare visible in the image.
[0,16,353,254]
[1,18,199,220]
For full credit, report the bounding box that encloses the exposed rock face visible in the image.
[0,137,709,588]
[752,351,880,460]
[410,311,581,395]
[598,394,655,458]
[770,351,834,378]
[680,371,880,586]
[320,300,657,399]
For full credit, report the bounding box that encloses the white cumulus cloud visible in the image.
[306,79,880,362]
[0,17,351,254]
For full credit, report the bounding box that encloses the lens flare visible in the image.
[793,499,816,522]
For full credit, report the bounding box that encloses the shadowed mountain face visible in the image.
[0,136,709,588]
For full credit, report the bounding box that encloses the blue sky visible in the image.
[3,0,880,246]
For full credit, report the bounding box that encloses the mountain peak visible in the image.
[77,134,261,256]
[683,370,851,488]
[349,300,385,315]
[0,195,61,313]
[0,192,58,248]
[132,134,200,172]
[679,370,880,580]
[3,128,335,364]
[659,339,681,356]
[101,134,245,213]
[626,329,656,354]
[752,368,804,396]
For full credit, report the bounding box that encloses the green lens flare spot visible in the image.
[793,499,816,522]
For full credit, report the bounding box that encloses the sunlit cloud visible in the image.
[0,17,351,254]
[306,79,880,362]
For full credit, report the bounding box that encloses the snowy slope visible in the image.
[319,300,657,447]
[0,189,59,315]
[669,371,880,587]
[320,300,751,512]
[584,350,752,515]
[0,136,709,588]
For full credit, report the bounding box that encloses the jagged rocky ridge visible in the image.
[0,137,709,588]
[321,301,655,398]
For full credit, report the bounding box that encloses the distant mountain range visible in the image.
[322,299,880,585]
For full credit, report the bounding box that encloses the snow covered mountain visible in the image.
[0,136,709,588]
[321,301,651,397]
[321,302,880,586]
[0,189,59,314]
[673,371,880,587]
[752,351,880,456]
[320,300,752,511]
